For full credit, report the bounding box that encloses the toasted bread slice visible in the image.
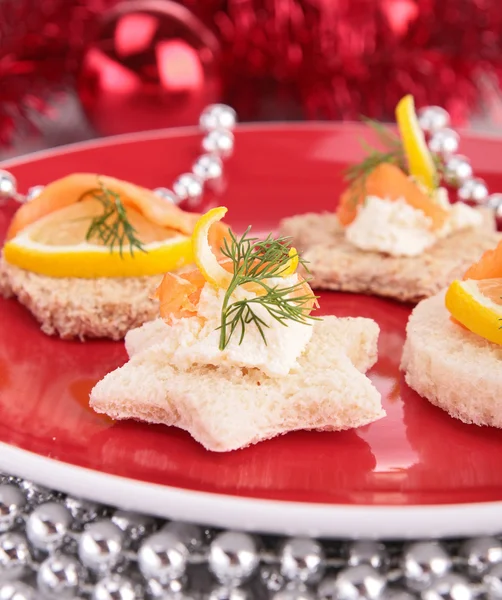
[90,316,384,452]
[279,209,501,303]
[0,258,161,340]
[401,290,502,427]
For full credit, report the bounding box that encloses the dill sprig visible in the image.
[82,178,146,257]
[217,228,320,351]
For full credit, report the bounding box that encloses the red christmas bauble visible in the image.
[77,0,222,136]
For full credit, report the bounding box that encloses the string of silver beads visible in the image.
[0,473,502,599]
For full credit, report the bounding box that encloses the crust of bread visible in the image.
[90,316,384,451]
[0,258,161,340]
[401,290,502,427]
[279,209,502,303]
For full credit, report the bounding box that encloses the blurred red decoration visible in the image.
[77,0,221,136]
[1,0,502,145]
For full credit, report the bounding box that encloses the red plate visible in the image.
[1,124,502,539]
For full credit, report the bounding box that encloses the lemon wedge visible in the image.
[3,199,194,278]
[282,247,299,276]
[445,278,502,345]
[192,206,233,288]
[396,94,437,192]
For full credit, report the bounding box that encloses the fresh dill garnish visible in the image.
[217,228,320,350]
[81,177,146,257]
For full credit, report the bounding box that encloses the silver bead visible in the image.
[26,185,44,201]
[402,542,452,592]
[348,541,389,571]
[427,129,460,157]
[37,554,83,599]
[260,565,285,592]
[0,486,25,533]
[418,106,450,134]
[153,188,180,205]
[457,178,489,204]
[484,563,502,600]
[145,578,189,599]
[161,522,203,550]
[0,171,17,203]
[272,584,316,600]
[279,537,325,583]
[64,497,100,524]
[172,173,204,207]
[460,536,502,578]
[78,520,124,572]
[318,566,386,600]
[111,510,153,542]
[19,480,52,505]
[92,575,140,600]
[199,104,237,132]
[443,155,473,187]
[192,154,223,184]
[27,502,72,551]
[420,574,473,600]
[138,531,188,583]
[0,532,31,580]
[208,531,259,585]
[486,193,502,211]
[0,582,36,600]
[202,129,234,158]
[208,586,249,600]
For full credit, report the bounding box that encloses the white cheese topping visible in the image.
[151,274,314,377]
[345,190,483,257]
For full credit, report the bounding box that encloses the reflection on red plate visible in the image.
[1,124,502,506]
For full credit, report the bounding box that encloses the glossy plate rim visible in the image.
[2,124,502,540]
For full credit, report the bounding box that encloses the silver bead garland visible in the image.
[0,475,498,598]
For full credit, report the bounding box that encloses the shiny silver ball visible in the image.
[208,531,259,585]
[460,536,502,578]
[402,542,452,592]
[457,178,489,204]
[483,563,502,600]
[26,185,45,202]
[37,554,83,599]
[486,193,502,212]
[153,188,180,205]
[348,541,389,571]
[0,582,36,600]
[208,586,249,600]
[202,129,235,159]
[19,480,52,505]
[0,532,31,580]
[199,104,237,132]
[427,128,460,157]
[138,531,188,583]
[78,520,124,572]
[260,565,285,592]
[64,497,100,524]
[443,155,473,187]
[161,522,203,550]
[0,171,17,203]
[92,575,139,600]
[272,584,315,600]
[27,502,72,551]
[111,510,153,542]
[279,537,325,583]
[0,485,25,533]
[318,566,386,600]
[418,106,450,134]
[172,173,204,207]
[145,578,189,599]
[192,154,224,184]
[421,574,473,600]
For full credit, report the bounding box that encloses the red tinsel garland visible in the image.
[1,0,502,146]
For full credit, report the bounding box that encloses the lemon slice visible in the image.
[282,247,299,277]
[3,199,194,278]
[192,206,233,288]
[445,278,502,345]
[396,94,437,192]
